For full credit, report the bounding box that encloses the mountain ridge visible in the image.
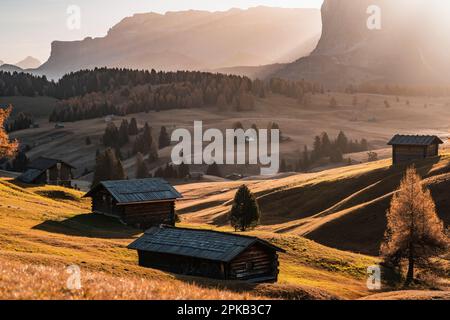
[15,56,41,69]
[35,7,321,79]
[271,0,450,87]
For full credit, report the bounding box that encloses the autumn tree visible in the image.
[381,166,449,285]
[229,185,260,232]
[0,106,18,158]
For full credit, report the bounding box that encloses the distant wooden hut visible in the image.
[128,225,285,283]
[17,157,74,187]
[388,135,444,164]
[84,178,182,229]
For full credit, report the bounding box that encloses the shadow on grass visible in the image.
[32,213,141,239]
[169,273,340,300]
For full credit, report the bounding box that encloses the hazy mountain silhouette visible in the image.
[0,64,23,73]
[272,0,450,87]
[15,56,41,69]
[35,7,321,79]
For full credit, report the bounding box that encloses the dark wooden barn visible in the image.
[84,178,182,229]
[17,157,74,187]
[388,135,444,164]
[128,225,286,283]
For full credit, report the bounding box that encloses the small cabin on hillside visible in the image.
[17,157,74,187]
[388,135,444,165]
[128,225,285,283]
[84,178,182,229]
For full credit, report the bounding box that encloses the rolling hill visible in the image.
[176,154,450,256]
[9,90,450,179]
[0,176,381,300]
[1,154,448,299]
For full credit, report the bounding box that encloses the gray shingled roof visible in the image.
[17,169,43,184]
[388,135,444,146]
[128,226,285,262]
[28,157,75,171]
[84,178,182,204]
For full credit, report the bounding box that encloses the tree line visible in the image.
[268,78,325,105]
[280,131,369,173]
[347,82,450,97]
[5,112,34,132]
[49,71,257,122]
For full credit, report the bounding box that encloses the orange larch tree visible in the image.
[381,166,449,285]
[0,106,18,158]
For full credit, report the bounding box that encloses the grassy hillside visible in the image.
[10,91,450,178]
[177,154,450,255]
[0,96,59,120]
[0,177,379,300]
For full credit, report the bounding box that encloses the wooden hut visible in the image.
[128,225,285,283]
[84,178,182,229]
[388,135,444,164]
[17,157,74,187]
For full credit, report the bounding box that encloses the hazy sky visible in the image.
[0,0,323,65]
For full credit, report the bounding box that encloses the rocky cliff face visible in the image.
[35,7,321,79]
[274,0,450,86]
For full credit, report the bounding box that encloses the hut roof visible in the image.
[84,178,182,204]
[17,169,43,184]
[388,135,444,146]
[128,225,285,262]
[28,157,75,171]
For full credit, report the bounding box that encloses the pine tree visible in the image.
[154,166,164,178]
[158,126,171,149]
[206,162,222,177]
[229,185,260,232]
[128,118,138,135]
[11,151,29,172]
[0,106,18,158]
[360,139,369,151]
[118,119,129,146]
[148,142,159,162]
[381,166,449,285]
[336,131,348,153]
[103,122,120,148]
[142,122,153,154]
[302,145,310,171]
[135,152,149,178]
[177,162,190,179]
[92,148,126,186]
[269,122,282,140]
[163,163,176,178]
[312,135,322,161]
[321,132,332,157]
[279,159,287,173]
[329,147,343,163]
